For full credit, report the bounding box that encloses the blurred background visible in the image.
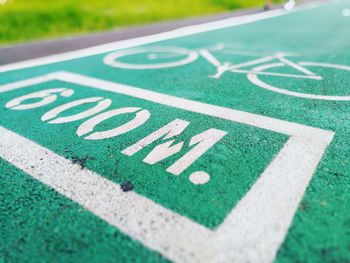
[0,0,284,45]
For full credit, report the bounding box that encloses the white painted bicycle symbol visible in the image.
[104,44,350,101]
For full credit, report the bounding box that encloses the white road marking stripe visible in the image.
[0,126,213,262]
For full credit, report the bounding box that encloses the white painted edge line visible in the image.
[0,0,328,74]
[0,126,214,262]
[0,72,334,262]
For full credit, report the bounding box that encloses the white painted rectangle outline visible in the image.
[0,72,334,262]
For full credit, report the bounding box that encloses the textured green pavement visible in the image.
[1,1,350,262]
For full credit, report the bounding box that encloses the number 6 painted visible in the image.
[5,88,74,110]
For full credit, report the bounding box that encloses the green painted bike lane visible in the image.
[1,0,350,262]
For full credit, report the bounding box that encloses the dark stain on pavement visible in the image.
[121,181,134,192]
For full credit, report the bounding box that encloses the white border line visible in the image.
[0,72,334,262]
[0,1,328,74]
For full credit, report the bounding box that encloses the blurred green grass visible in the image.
[0,0,280,45]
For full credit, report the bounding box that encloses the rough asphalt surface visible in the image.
[1,0,349,262]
